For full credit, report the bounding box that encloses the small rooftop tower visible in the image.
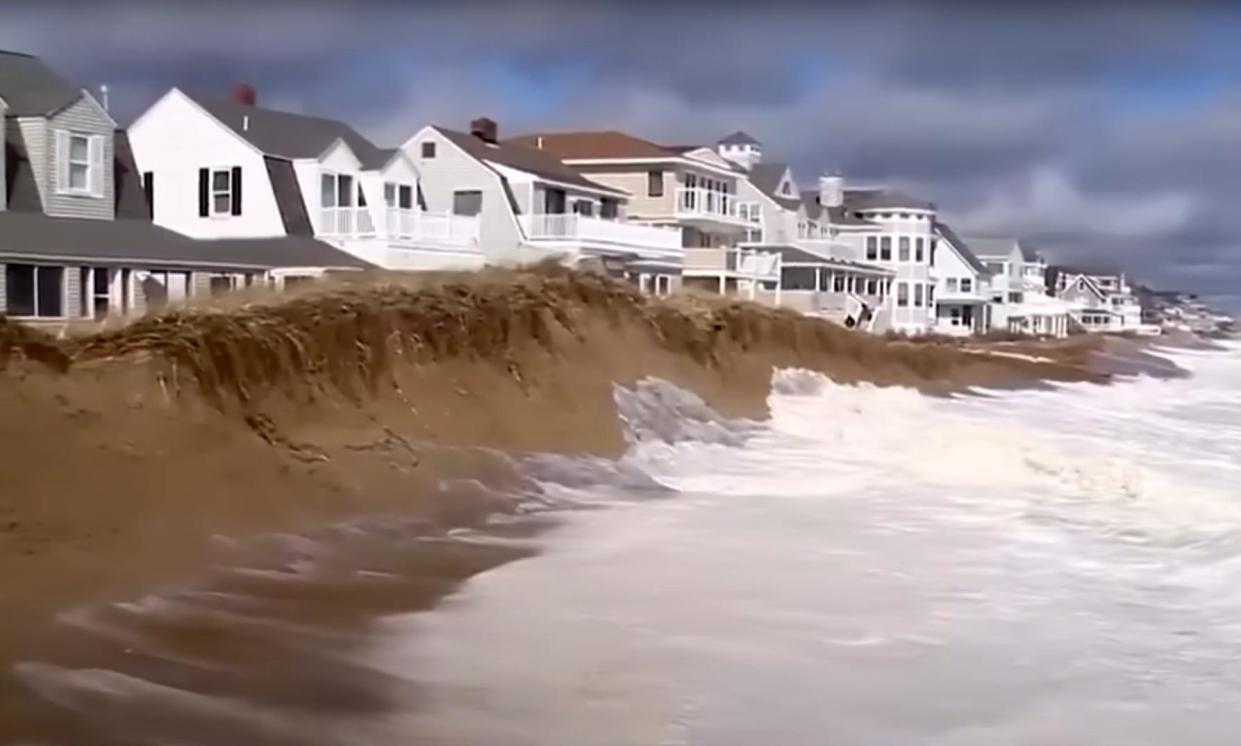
[716,130,762,171]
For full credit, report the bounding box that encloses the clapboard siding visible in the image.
[403,128,521,265]
[17,117,47,209]
[64,264,82,317]
[0,263,7,312]
[42,97,115,220]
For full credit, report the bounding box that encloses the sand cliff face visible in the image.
[0,267,1122,738]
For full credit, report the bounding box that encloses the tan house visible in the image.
[508,130,757,296]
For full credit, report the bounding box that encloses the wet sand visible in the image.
[0,267,1186,742]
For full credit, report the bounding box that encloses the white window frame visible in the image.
[56,130,104,197]
[210,167,235,216]
[5,263,66,318]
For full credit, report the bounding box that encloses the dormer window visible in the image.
[55,130,104,197]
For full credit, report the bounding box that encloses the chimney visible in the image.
[231,82,257,107]
[99,84,109,113]
[470,117,498,144]
[819,173,844,208]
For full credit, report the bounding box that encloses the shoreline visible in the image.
[0,267,1191,740]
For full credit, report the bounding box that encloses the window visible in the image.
[320,172,354,208]
[896,282,909,307]
[914,284,924,307]
[5,264,64,317]
[79,267,115,319]
[947,278,958,292]
[386,183,413,209]
[573,200,595,217]
[898,236,910,262]
[930,238,938,265]
[961,278,973,293]
[1009,292,1023,304]
[210,169,234,214]
[866,278,877,295]
[421,141,437,159]
[136,270,190,311]
[899,212,910,219]
[880,237,892,261]
[834,274,846,292]
[866,236,878,260]
[915,237,924,263]
[647,170,664,197]
[383,183,396,207]
[68,133,91,191]
[453,190,483,216]
[781,181,792,195]
[654,274,673,295]
[927,285,935,305]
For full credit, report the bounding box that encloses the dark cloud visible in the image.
[0,0,1234,293]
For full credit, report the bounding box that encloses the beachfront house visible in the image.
[507,129,763,297]
[402,119,681,282]
[0,51,368,327]
[930,223,993,336]
[1050,266,1145,333]
[129,86,484,272]
[969,237,1072,337]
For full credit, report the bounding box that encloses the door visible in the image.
[544,188,567,214]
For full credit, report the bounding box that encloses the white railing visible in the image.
[675,187,740,222]
[520,213,682,250]
[320,207,376,237]
[320,207,479,246]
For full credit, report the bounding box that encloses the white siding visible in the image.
[128,89,286,239]
[0,263,6,311]
[403,128,522,264]
[838,211,937,333]
[294,140,364,236]
[571,165,674,218]
[43,97,115,220]
[17,117,48,210]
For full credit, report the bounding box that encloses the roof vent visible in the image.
[470,117,498,144]
[231,82,257,107]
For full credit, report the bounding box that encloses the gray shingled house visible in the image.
[0,50,369,325]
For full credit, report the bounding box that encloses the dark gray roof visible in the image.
[799,190,824,220]
[185,91,391,166]
[0,212,370,270]
[842,188,934,211]
[1018,242,1043,263]
[112,130,150,220]
[824,205,874,226]
[959,236,1019,260]
[933,222,990,275]
[437,127,627,196]
[4,127,41,211]
[748,163,801,209]
[718,131,760,146]
[794,189,875,226]
[0,50,82,117]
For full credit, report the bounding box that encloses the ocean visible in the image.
[11,340,1241,745]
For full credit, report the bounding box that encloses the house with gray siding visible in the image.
[0,50,369,327]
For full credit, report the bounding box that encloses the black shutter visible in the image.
[198,168,209,216]
[231,166,242,215]
[142,171,154,218]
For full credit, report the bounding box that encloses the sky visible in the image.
[2,0,1238,297]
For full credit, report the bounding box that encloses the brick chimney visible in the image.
[231,82,257,107]
[470,117,498,144]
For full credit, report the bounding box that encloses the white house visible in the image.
[1,52,368,327]
[1051,266,1146,333]
[129,86,484,272]
[403,118,681,281]
[967,236,1072,337]
[930,223,993,336]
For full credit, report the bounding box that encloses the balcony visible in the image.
[319,207,480,247]
[683,247,781,281]
[674,187,747,229]
[519,213,682,255]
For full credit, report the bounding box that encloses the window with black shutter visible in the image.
[142,171,154,216]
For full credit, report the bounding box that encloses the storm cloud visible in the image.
[1,0,1237,294]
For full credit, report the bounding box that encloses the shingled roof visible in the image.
[184,91,394,168]
[747,163,801,210]
[934,222,990,275]
[717,131,760,146]
[0,50,83,117]
[441,127,627,195]
[508,130,678,160]
[842,188,934,211]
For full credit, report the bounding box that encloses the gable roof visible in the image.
[0,50,82,117]
[824,205,875,226]
[769,244,892,274]
[934,222,990,275]
[960,236,1021,260]
[842,188,934,211]
[438,127,626,196]
[717,131,760,146]
[183,91,390,165]
[508,130,677,160]
[747,163,801,209]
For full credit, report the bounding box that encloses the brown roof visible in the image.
[507,130,678,160]
[437,127,627,196]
